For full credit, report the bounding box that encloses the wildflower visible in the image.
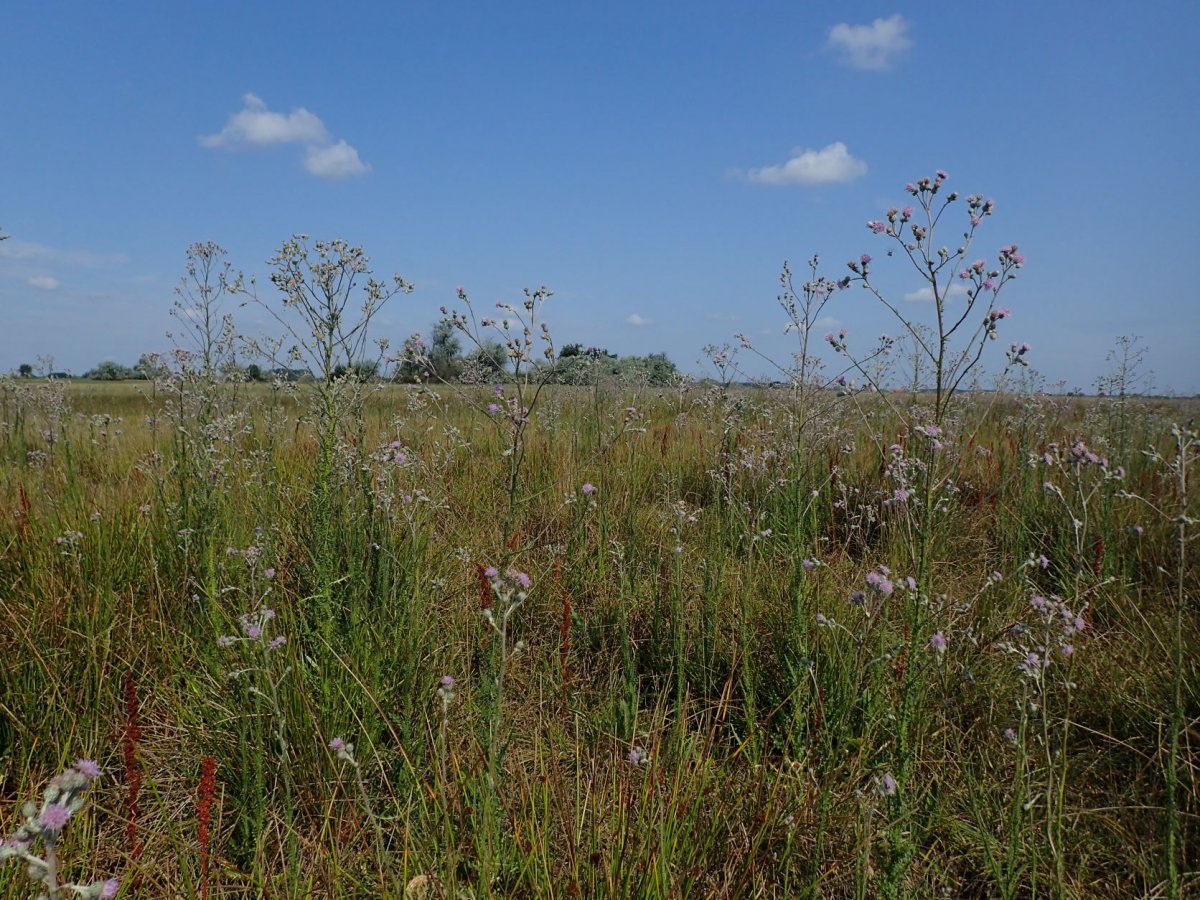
[74,759,102,780]
[100,878,121,898]
[39,804,72,832]
[930,631,947,654]
[329,737,346,752]
[1060,643,1074,657]
[264,567,276,579]
[627,746,648,766]
[815,612,829,626]
[217,635,235,648]
[581,482,596,495]
[244,624,262,640]
[875,772,898,797]
[484,566,499,579]
[849,590,866,607]
[801,557,819,572]
[1003,727,1017,743]
[441,675,455,689]
[268,635,287,650]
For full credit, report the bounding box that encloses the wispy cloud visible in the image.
[200,93,369,179]
[815,315,841,328]
[742,142,867,186]
[304,140,370,178]
[626,313,653,326]
[706,312,739,322]
[828,15,913,71]
[904,283,969,302]
[27,275,61,290]
[0,240,127,268]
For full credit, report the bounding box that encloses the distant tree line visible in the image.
[20,321,681,387]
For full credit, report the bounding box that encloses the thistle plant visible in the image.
[237,236,412,632]
[1,761,119,899]
[1117,423,1196,899]
[434,285,557,544]
[848,171,1025,426]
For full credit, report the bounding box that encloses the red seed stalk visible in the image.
[198,756,217,900]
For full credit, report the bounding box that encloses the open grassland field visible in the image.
[1,378,1196,898]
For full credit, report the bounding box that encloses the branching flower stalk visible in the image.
[0,761,119,899]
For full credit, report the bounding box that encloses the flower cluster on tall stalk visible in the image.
[0,761,119,899]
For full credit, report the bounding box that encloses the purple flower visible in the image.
[627,746,648,765]
[815,612,828,626]
[508,569,532,590]
[930,631,947,653]
[441,675,455,689]
[876,772,898,797]
[268,636,287,650]
[74,758,102,780]
[1003,727,1017,743]
[218,635,235,648]
[484,566,499,579]
[264,567,276,579]
[936,169,949,180]
[860,253,871,265]
[487,403,500,414]
[39,804,72,832]
[245,624,262,640]
[801,558,818,572]
[581,482,596,495]
[329,737,346,751]
[100,879,120,899]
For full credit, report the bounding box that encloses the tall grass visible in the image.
[1,373,1195,897]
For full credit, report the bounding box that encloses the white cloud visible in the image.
[199,93,328,148]
[27,275,60,290]
[744,142,867,186]
[200,93,369,179]
[304,140,371,179]
[828,15,913,71]
[0,240,127,268]
[626,313,653,326]
[904,283,969,302]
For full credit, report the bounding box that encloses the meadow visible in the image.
[1,181,1197,898]
[0,373,1195,898]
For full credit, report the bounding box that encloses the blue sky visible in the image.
[2,1,1198,392]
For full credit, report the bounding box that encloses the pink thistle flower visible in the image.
[581,482,596,495]
[39,804,72,832]
[930,631,947,653]
[876,772,898,796]
[74,758,102,780]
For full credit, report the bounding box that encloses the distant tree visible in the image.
[428,318,464,380]
[134,353,169,380]
[245,363,264,382]
[17,363,33,378]
[85,360,137,381]
[464,339,508,375]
